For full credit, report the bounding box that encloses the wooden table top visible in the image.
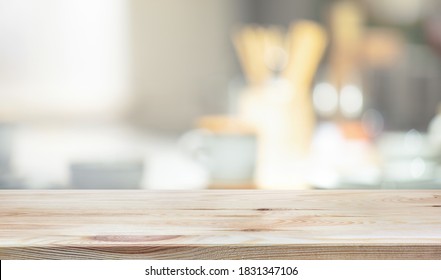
[1,190,440,259]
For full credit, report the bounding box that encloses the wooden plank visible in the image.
[0,190,440,259]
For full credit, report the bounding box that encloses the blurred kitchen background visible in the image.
[2,0,441,190]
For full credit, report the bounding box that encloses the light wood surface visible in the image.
[1,190,440,259]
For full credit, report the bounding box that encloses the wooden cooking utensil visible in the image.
[256,21,327,189]
[328,1,364,90]
[233,26,271,87]
[280,20,328,156]
[232,21,327,189]
[283,21,328,92]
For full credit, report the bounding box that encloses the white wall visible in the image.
[128,0,244,132]
[0,0,131,121]
[0,0,249,130]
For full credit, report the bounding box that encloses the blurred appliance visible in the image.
[0,123,12,173]
[69,160,144,189]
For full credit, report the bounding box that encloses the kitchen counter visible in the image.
[0,190,440,259]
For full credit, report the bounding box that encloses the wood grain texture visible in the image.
[0,190,440,259]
